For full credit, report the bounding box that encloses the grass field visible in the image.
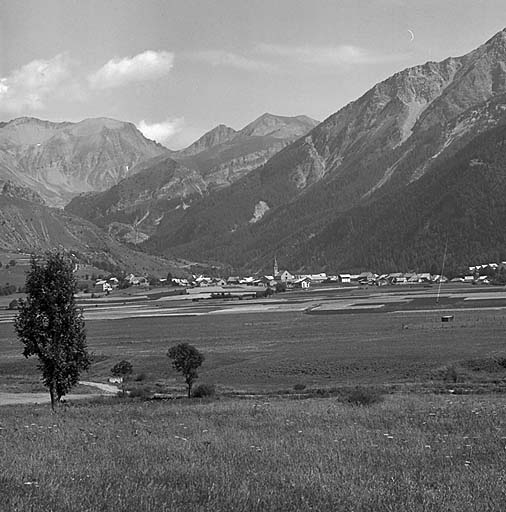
[2,305,506,395]
[1,394,506,511]
[2,285,506,510]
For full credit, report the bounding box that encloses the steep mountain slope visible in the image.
[298,122,506,274]
[65,158,204,244]
[145,28,506,271]
[0,182,184,275]
[0,117,169,207]
[66,113,318,243]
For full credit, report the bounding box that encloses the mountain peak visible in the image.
[239,113,319,138]
[178,124,237,156]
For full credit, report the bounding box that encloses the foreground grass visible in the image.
[1,394,506,511]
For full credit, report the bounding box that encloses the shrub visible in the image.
[135,373,148,382]
[7,299,19,310]
[344,386,384,406]
[128,386,153,399]
[444,365,459,383]
[192,383,216,398]
[293,383,306,391]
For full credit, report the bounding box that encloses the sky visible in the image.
[0,0,505,149]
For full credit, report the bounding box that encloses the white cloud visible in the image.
[137,117,184,146]
[89,50,174,90]
[0,54,76,113]
[189,50,275,72]
[256,43,405,66]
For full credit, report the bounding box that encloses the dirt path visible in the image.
[0,381,118,406]
[79,381,119,394]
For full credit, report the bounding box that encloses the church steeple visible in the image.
[273,255,279,276]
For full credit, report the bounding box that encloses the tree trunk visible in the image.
[49,385,58,412]
[187,383,192,398]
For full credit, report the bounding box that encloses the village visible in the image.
[88,258,506,296]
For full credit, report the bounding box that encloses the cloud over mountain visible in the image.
[0,53,78,113]
[88,50,174,89]
[137,117,184,146]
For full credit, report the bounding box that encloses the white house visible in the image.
[294,277,311,289]
[94,279,112,292]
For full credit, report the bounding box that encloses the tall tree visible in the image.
[14,252,91,410]
[167,343,204,398]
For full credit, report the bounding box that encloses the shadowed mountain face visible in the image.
[300,122,506,274]
[0,117,170,207]
[65,113,318,243]
[142,28,506,272]
[0,181,183,275]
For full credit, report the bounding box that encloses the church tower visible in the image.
[273,255,279,276]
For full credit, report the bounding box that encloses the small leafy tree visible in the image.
[7,298,19,310]
[167,343,204,398]
[14,252,91,411]
[110,360,133,395]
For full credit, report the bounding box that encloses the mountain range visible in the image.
[0,117,168,207]
[140,28,506,273]
[3,28,506,275]
[65,113,318,243]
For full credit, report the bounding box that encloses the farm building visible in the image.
[294,277,311,289]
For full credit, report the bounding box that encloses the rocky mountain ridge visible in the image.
[0,117,170,207]
[66,113,318,243]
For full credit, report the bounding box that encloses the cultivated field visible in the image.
[2,394,506,511]
[1,284,506,394]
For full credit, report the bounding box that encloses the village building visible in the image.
[94,279,113,292]
[339,273,351,283]
[293,277,311,289]
[275,270,295,283]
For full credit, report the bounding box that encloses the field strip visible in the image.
[208,304,308,314]
[0,392,104,406]
[82,304,147,311]
[78,295,149,303]
[389,306,506,314]
[463,293,506,300]
[83,310,205,320]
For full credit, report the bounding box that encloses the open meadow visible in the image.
[1,285,506,510]
[1,394,506,511]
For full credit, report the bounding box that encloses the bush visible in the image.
[192,383,216,398]
[135,373,148,382]
[344,386,384,406]
[444,365,459,383]
[7,299,19,310]
[293,383,306,391]
[128,386,153,399]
